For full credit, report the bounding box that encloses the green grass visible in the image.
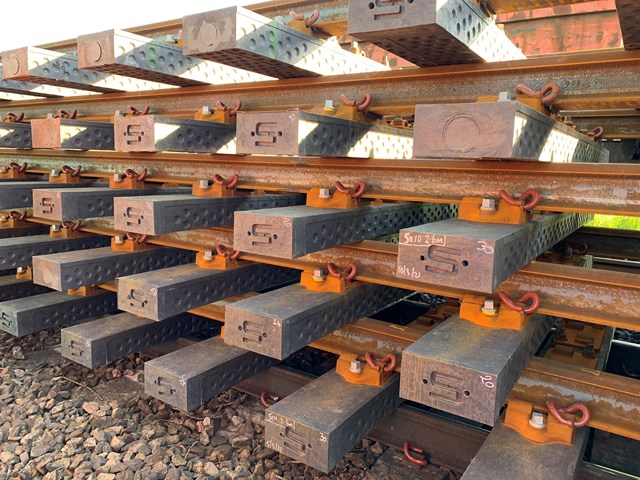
[586,215,640,230]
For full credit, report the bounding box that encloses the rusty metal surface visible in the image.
[225,283,409,360]
[400,314,552,426]
[235,203,455,259]
[461,422,588,480]
[0,290,117,337]
[0,233,111,269]
[265,370,402,473]
[113,114,236,153]
[397,213,591,294]
[31,117,114,150]
[414,101,609,162]
[0,181,105,210]
[77,29,273,87]
[567,227,640,260]
[489,0,595,13]
[236,110,413,158]
[0,122,32,149]
[0,275,51,302]
[114,193,305,235]
[347,0,525,66]
[145,336,275,411]
[183,6,387,79]
[616,0,640,49]
[32,186,188,221]
[117,262,297,320]
[32,246,194,291]
[61,312,211,368]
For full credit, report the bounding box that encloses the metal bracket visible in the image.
[503,399,577,446]
[459,294,530,330]
[458,196,531,225]
[192,177,237,198]
[336,352,394,386]
[195,249,239,270]
[49,223,85,239]
[299,268,350,293]
[110,236,155,252]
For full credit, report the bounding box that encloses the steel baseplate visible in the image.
[61,312,212,368]
[235,202,454,259]
[31,117,114,150]
[182,6,388,79]
[0,234,111,270]
[0,181,106,209]
[461,422,588,480]
[225,283,409,360]
[0,275,51,302]
[145,336,276,411]
[32,186,189,221]
[616,0,640,50]
[0,223,50,239]
[115,193,305,235]
[0,122,32,149]
[0,46,172,93]
[117,263,297,321]
[347,0,524,67]
[397,213,591,293]
[32,246,194,291]
[77,29,273,87]
[400,314,552,426]
[113,114,237,154]
[265,371,402,473]
[0,65,99,98]
[413,101,610,162]
[0,290,117,337]
[236,110,413,158]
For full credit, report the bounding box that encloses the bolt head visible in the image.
[318,188,331,199]
[114,235,125,244]
[17,267,24,273]
[203,250,214,260]
[201,106,211,115]
[0,215,7,222]
[529,411,546,429]
[481,198,496,211]
[113,173,124,181]
[50,169,60,176]
[50,225,61,232]
[349,359,362,374]
[323,100,336,113]
[312,269,326,282]
[481,300,497,316]
[199,179,211,188]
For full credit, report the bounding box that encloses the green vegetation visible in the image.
[586,215,640,230]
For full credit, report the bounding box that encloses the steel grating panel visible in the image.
[461,422,588,480]
[117,262,298,320]
[225,283,409,360]
[32,246,195,291]
[0,234,111,269]
[413,101,610,162]
[183,6,388,79]
[400,314,552,426]
[616,0,640,50]
[234,202,456,259]
[236,110,413,158]
[0,122,32,149]
[0,290,117,337]
[0,47,174,93]
[114,193,305,235]
[62,312,212,368]
[0,275,51,302]
[113,114,236,153]
[0,181,106,210]
[347,0,525,67]
[265,371,402,473]
[32,186,189,221]
[396,213,591,293]
[145,336,276,411]
[31,117,114,150]
[0,223,51,239]
[77,29,274,86]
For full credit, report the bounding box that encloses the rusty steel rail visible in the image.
[1,153,638,216]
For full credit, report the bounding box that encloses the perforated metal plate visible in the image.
[616,0,640,50]
[62,312,212,368]
[0,181,106,209]
[114,193,305,235]
[236,110,413,158]
[0,122,32,149]
[0,234,111,270]
[145,336,276,411]
[235,202,455,259]
[396,213,591,293]
[347,0,525,67]
[113,114,236,153]
[265,371,401,473]
[78,29,273,86]
[183,6,388,79]
[0,46,172,93]
[413,101,610,162]
[117,262,297,320]
[0,223,50,239]
[31,117,114,150]
[400,314,551,426]
[0,275,51,302]
[0,65,99,98]
[32,246,194,291]
[225,283,409,359]
[0,290,117,337]
[32,186,188,221]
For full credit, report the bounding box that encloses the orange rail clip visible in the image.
[336,352,395,386]
[306,181,365,209]
[111,233,155,252]
[196,245,240,270]
[49,165,82,184]
[192,174,238,198]
[459,292,540,330]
